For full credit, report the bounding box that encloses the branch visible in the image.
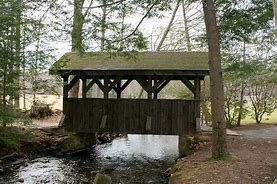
[83,0,126,9]
[84,0,94,18]
[108,0,160,44]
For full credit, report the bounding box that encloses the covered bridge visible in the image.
[51,52,209,135]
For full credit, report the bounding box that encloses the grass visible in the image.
[242,109,277,125]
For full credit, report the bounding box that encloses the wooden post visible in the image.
[153,77,158,99]
[147,76,152,99]
[194,77,201,132]
[63,75,69,99]
[194,77,201,100]
[104,76,109,99]
[61,75,69,127]
[82,77,87,98]
[116,80,121,98]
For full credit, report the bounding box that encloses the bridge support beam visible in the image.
[194,77,201,132]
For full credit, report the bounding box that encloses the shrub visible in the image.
[0,104,30,127]
[29,101,53,118]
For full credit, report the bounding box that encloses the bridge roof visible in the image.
[50,51,209,76]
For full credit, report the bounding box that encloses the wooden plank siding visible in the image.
[63,98,199,135]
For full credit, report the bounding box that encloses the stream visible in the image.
[0,134,179,184]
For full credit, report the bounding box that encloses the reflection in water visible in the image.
[1,134,179,184]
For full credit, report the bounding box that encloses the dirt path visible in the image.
[169,124,277,184]
[31,115,60,128]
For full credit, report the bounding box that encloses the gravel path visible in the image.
[235,124,277,139]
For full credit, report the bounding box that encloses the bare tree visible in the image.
[156,0,180,51]
[181,0,191,51]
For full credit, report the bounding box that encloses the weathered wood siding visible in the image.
[63,98,199,135]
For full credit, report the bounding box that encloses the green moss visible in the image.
[93,173,112,184]
[273,178,277,184]
[55,134,83,155]
[170,162,182,176]
[49,54,70,74]
[54,133,96,155]
[51,51,209,72]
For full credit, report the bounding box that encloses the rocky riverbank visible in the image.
[0,127,96,174]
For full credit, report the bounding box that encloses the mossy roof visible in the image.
[51,51,209,74]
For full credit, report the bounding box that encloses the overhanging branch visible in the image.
[108,0,160,44]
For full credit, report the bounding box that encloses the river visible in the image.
[0,134,179,184]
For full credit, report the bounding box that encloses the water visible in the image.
[1,134,179,184]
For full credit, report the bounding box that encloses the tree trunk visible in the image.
[22,28,26,109]
[100,0,107,51]
[120,2,126,49]
[255,115,261,124]
[181,0,192,51]
[202,0,228,159]
[72,0,85,53]
[3,64,7,127]
[273,0,277,28]
[156,0,180,51]
[14,0,22,108]
[237,82,245,126]
[237,41,246,126]
[70,0,86,97]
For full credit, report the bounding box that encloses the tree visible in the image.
[0,0,30,126]
[202,0,228,159]
[248,70,276,123]
[224,77,242,127]
[14,0,22,108]
[156,0,180,51]
[181,0,192,51]
[223,54,252,127]
[215,0,273,127]
[272,0,277,29]
[68,0,154,97]
[69,0,86,97]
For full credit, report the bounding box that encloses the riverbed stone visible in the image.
[93,173,112,184]
[18,178,24,183]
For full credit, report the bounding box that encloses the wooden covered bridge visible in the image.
[51,52,209,135]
